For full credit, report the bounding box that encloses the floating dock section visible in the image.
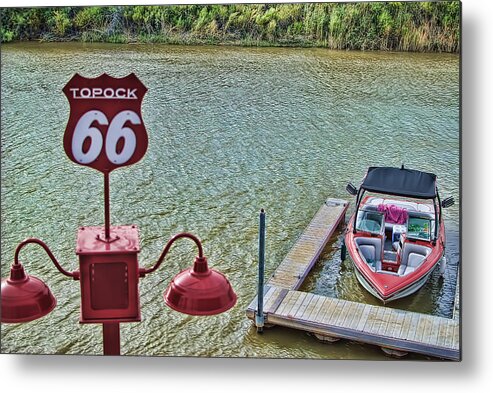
[246,198,460,361]
[268,198,349,290]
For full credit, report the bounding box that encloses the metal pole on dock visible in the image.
[256,208,266,333]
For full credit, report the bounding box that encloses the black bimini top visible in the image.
[361,166,437,199]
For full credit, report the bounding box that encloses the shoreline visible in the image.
[4,35,460,54]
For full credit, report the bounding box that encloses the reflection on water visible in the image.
[1,43,459,358]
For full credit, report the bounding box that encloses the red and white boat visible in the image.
[344,166,454,303]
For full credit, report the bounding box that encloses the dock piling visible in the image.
[255,208,266,333]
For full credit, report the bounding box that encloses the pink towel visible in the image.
[377,204,408,224]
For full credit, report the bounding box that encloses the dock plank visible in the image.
[350,304,370,331]
[361,305,379,332]
[266,288,289,314]
[326,299,345,325]
[313,298,334,324]
[398,312,414,339]
[300,295,323,320]
[259,286,275,306]
[320,298,340,325]
[415,315,431,343]
[443,320,456,348]
[334,301,352,327]
[284,292,307,318]
[384,310,403,339]
[275,291,296,316]
[377,308,393,336]
[368,307,386,335]
[246,285,271,312]
[261,287,280,313]
[342,302,363,329]
[294,293,315,319]
[436,318,450,347]
[439,319,455,349]
[452,322,460,349]
[426,318,442,346]
[405,313,421,342]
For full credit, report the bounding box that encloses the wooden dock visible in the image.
[453,272,460,322]
[246,198,461,361]
[268,198,349,290]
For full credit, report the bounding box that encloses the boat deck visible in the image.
[246,198,460,360]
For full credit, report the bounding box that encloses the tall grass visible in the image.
[0,2,460,52]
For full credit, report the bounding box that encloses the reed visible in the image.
[0,2,460,52]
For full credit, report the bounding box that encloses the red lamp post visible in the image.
[1,230,236,355]
[0,73,237,355]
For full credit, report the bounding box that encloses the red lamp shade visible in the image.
[164,257,237,316]
[1,262,56,323]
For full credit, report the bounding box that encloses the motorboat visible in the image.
[344,166,454,303]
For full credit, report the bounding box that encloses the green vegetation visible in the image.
[0,2,460,52]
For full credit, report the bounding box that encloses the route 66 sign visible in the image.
[63,73,148,173]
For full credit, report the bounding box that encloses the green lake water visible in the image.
[1,42,460,359]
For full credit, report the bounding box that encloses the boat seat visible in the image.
[355,237,382,270]
[398,242,431,276]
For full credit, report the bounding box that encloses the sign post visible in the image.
[63,73,149,354]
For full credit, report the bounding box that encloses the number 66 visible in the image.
[72,110,141,165]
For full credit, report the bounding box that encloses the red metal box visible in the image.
[76,225,141,324]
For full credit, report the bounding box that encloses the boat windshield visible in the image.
[355,210,384,235]
[407,217,432,241]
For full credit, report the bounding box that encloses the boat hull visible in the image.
[352,259,438,303]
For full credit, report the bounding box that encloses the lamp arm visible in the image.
[14,238,78,279]
[139,232,204,277]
